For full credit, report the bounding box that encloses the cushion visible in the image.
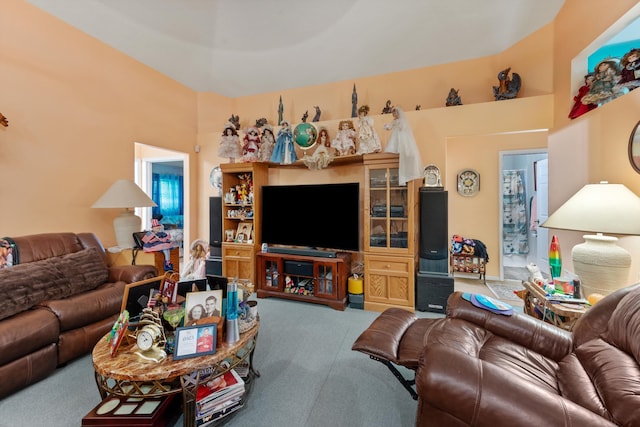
[53,248,108,294]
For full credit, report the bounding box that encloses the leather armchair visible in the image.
[415,285,640,426]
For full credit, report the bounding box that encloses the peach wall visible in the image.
[1,0,198,247]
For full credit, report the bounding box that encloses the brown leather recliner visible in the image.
[354,284,640,426]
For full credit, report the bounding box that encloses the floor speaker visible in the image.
[416,272,454,313]
[209,196,222,257]
[419,189,448,269]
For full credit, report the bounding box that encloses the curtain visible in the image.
[151,173,183,219]
[502,169,528,255]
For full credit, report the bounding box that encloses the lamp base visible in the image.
[572,234,631,297]
[113,210,142,248]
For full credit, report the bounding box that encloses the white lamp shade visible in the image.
[92,180,157,209]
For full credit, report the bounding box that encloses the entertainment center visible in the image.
[219,152,418,311]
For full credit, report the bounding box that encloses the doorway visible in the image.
[499,150,548,281]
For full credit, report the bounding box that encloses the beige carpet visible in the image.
[486,281,525,301]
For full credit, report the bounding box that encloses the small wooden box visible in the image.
[82,394,181,427]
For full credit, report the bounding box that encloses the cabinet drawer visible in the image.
[223,245,253,258]
[366,256,412,273]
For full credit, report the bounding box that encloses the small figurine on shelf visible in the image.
[493,67,522,100]
[381,100,393,114]
[241,126,261,162]
[615,48,640,92]
[568,73,597,119]
[581,58,622,106]
[301,110,309,123]
[258,124,275,162]
[445,88,462,106]
[142,218,175,271]
[228,114,240,131]
[331,120,357,156]
[384,106,423,185]
[312,106,321,122]
[303,127,334,170]
[218,123,242,163]
[356,105,381,154]
[271,120,297,164]
[284,275,293,293]
[351,84,358,118]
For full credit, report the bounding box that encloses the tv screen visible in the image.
[261,183,360,252]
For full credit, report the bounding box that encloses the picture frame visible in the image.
[225,230,235,242]
[184,289,223,326]
[120,276,164,320]
[173,323,217,360]
[235,222,252,243]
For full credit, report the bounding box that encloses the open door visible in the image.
[534,159,549,275]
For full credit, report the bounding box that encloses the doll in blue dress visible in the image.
[270,120,297,164]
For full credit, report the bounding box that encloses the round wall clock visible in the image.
[423,164,442,187]
[209,166,222,195]
[457,169,480,196]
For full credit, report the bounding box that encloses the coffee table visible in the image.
[92,321,259,427]
[521,281,587,330]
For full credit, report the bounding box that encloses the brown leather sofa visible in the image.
[354,284,640,426]
[0,232,157,398]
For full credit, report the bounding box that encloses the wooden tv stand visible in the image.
[256,251,351,311]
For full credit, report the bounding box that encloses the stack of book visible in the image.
[195,369,245,426]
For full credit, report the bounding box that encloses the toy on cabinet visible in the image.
[356,105,382,154]
[218,123,242,163]
[383,107,422,185]
[242,126,261,162]
[331,120,356,156]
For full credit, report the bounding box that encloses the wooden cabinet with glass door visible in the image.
[363,153,419,312]
[220,162,268,285]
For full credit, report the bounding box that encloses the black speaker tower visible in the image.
[209,196,222,257]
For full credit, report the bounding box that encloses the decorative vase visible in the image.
[572,234,631,297]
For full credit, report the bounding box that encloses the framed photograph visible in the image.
[235,222,252,243]
[225,230,235,242]
[121,276,164,320]
[173,323,217,360]
[184,289,223,326]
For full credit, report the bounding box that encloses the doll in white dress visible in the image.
[331,120,356,156]
[258,125,275,162]
[356,105,381,154]
[303,127,334,170]
[383,106,422,185]
[218,123,242,162]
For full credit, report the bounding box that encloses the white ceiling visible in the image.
[26,0,566,98]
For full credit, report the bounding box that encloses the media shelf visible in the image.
[256,251,351,311]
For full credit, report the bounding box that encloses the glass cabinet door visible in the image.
[264,259,280,290]
[368,167,408,250]
[315,264,334,296]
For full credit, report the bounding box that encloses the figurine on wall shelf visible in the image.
[615,48,640,92]
[301,110,309,123]
[415,105,421,110]
[278,96,284,125]
[241,126,261,162]
[445,88,462,106]
[312,106,321,122]
[351,84,358,118]
[255,117,268,128]
[0,112,8,127]
[493,67,521,100]
[218,123,242,163]
[258,124,275,162]
[568,74,597,119]
[331,120,357,156]
[356,105,381,154]
[581,59,622,106]
[228,114,240,131]
[381,100,393,114]
[271,120,297,164]
[383,106,422,185]
[303,127,334,170]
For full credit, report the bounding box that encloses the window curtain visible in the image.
[151,173,183,218]
[502,169,529,255]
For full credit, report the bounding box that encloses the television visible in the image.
[261,183,360,253]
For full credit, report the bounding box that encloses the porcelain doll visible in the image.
[181,239,208,281]
[241,126,261,162]
[568,74,597,119]
[616,48,640,92]
[303,127,334,170]
[383,106,422,185]
[581,59,622,105]
[142,218,174,271]
[331,120,356,156]
[356,105,381,154]
[218,123,242,162]
[271,120,297,164]
[258,125,275,161]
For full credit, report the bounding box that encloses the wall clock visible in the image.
[457,169,480,196]
[209,166,222,195]
[423,164,442,187]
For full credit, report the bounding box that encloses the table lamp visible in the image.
[92,179,157,248]
[541,182,640,297]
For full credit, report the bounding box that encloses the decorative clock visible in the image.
[457,169,480,196]
[134,308,167,363]
[423,164,442,187]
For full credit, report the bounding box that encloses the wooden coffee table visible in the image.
[92,322,259,427]
[521,281,587,330]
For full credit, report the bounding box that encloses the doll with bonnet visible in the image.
[181,239,209,281]
[142,218,175,271]
[331,120,356,156]
[218,122,242,163]
[258,124,275,162]
[242,126,261,162]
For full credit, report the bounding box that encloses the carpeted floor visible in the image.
[486,280,526,301]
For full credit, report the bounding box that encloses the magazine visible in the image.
[196,369,245,406]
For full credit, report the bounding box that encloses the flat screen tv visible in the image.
[261,183,360,252]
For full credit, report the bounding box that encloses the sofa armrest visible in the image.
[416,346,618,427]
[108,264,158,283]
[446,292,573,361]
